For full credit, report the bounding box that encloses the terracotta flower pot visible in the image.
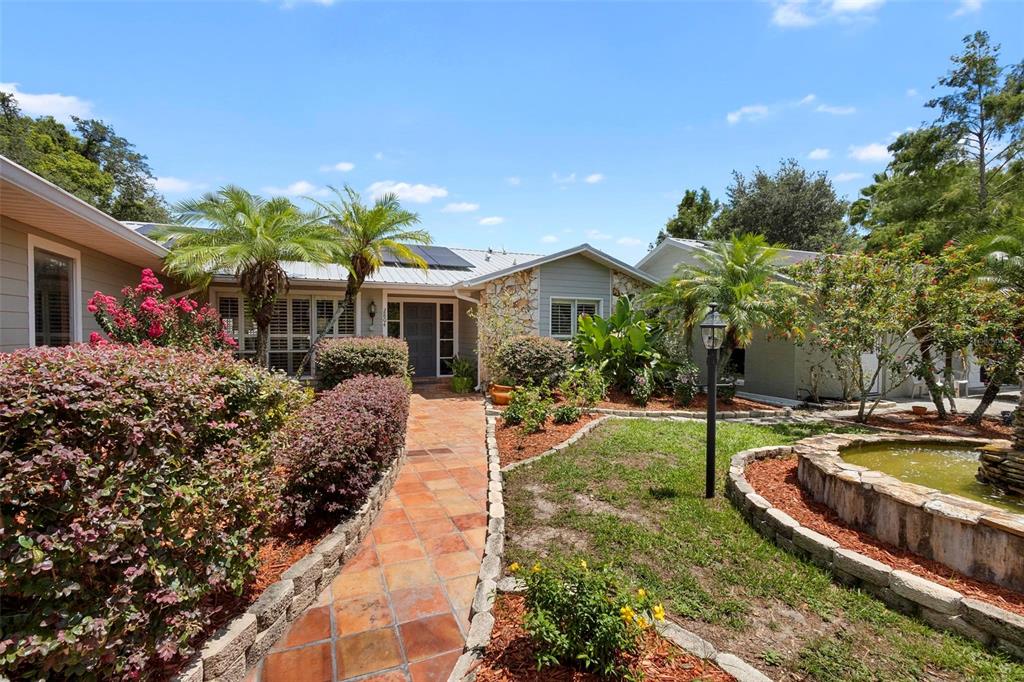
[911,405,928,416]
[490,384,513,405]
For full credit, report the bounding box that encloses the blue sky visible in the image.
[2,0,1021,262]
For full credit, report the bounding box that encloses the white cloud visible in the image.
[952,0,982,15]
[441,202,480,213]
[617,237,644,246]
[540,235,559,244]
[906,88,918,97]
[816,103,857,115]
[833,172,865,182]
[320,161,354,172]
[506,176,521,186]
[832,0,884,13]
[0,82,93,123]
[772,1,816,27]
[848,142,891,162]
[586,229,611,241]
[799,93,817,105]
[726,104,770,125]
[584,173,605,184]
[280,0,336,8]
[808,147,832,160]
[374,152,385,161]
[368,180,448,203]
[262,180,329,197]
[552,172,577,185]
[153,176,206,194]
[479,216,504,226]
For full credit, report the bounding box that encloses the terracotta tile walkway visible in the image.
[253,388,486,682]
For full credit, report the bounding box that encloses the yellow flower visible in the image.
[619,606,636,622]
[637,588,647,599]
[636,616,649,629]
[580,560,588,571]
[509,562,521,573]
[653,604,665,622]
[532,562,542,574]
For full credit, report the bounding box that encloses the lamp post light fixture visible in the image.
[700,302,727,499]
[367,300,377,329]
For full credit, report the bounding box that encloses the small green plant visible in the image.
[718,368,738,404]
[672,360,700,407]
[450,355,475,393]
[761,648,786,667]
[511,560,665,678]
[505,383,553,434]
[558,365,607,407]
[552,404,581,425]
[629,368,654,406]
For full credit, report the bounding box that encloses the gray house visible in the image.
[635,236,986,402]
[1,156,657,383]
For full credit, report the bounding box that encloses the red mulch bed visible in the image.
[497,413,599,466]
[597,388,780,413]
[474,594,733,682]
[850,411,1013,440]
[746,456,1024,617]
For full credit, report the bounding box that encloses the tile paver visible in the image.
[255,388,485,682]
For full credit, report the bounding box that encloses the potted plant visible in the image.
[450,356,475,393]
[490,376,514,405]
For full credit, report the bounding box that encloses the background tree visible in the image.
[656,187,720,243]
[154,186,342,367]
[295,186,430,377]
[708,159,853,252]
[643,233,804,369]
[0,92,169,222]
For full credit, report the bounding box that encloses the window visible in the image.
[386,301,401,338]
[315,298,356,336]
[439,303,455,375]
[28,236,80,347]
[550,298,599,338]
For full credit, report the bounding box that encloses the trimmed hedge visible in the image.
[0,345,308,680]
[495,335,572,386]
[277,374,410,526]
[317,337,410,389]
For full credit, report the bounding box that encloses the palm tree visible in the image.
[293,186,431,377]
[153,186,344,367]
[979,217,1024,293]
[643,233,804,367]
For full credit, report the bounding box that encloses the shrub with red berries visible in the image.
[88,269,237,350]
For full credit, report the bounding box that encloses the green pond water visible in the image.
[842,444,1024,515]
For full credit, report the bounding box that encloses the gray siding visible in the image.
[458,297,477,362]
[1,216,141,351]
[538,254,612,336]
[640,245,698,281]
[743,330,798,398]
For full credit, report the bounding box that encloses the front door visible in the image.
[404,302,436,377]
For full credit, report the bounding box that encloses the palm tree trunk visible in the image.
[254,317,271,368]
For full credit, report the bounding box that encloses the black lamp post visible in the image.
[700,302,726,499]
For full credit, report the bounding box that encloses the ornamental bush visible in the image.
[495,335,571,387]
[316,337,410,389]
[0,345,307,680]
[89,268,236,350]
[277,374,410,526]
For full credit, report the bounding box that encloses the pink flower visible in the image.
[89,331,107,345]
[137,268,164,294]
[147,321,164,339]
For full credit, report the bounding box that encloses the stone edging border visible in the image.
[448,410,774,681]
[725,445,1024,660]
[173,449,408,682]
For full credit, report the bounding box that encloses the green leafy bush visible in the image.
[552,405,582,424]
[513,561,665,678]
[629,368,654,406]
[572,297,671,390]
[504,383,553,433]
[0,345,307,680]
[718,368,738,404]
[317,337,410,388]
[672,360,700,407]
[558,365,607,407]
[495,335,572,387]
[276,375,409,526]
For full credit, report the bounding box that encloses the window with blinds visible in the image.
[550,299,599,338]
[439,303,455,375]
[33,249,73,346]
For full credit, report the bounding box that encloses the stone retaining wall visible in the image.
[795,433,1024,593]
[726,444,1024,659]
[173,450,407,682]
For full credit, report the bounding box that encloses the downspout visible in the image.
[451,285,483,390]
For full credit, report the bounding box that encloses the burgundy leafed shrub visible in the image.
[277,374,410,526]
[316,336,410,389]
[0,345,308,680]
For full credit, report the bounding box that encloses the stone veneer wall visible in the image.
[480,268,539,333]
[795,434,1024,593]
[611,269,647,301]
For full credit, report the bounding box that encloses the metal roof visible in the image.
[635,237,822,272]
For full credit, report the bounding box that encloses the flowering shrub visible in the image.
[277,374,410,526]
[629,368,654,406]
[672,360,700,407]
[495,335,572,387]
[0,345,307,680]
[316,337,410,389]
[88,268,236,349]
[513,561,665,678]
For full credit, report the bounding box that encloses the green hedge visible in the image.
[316,337,410,389]
[495,335,572,386]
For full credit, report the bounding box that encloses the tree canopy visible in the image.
[0,92,169,222]
[708,159,853,252]
[657,187,720,243]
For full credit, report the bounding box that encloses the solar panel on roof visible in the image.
[380,245,472,269]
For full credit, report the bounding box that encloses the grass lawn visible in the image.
[503,419,1024,682]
